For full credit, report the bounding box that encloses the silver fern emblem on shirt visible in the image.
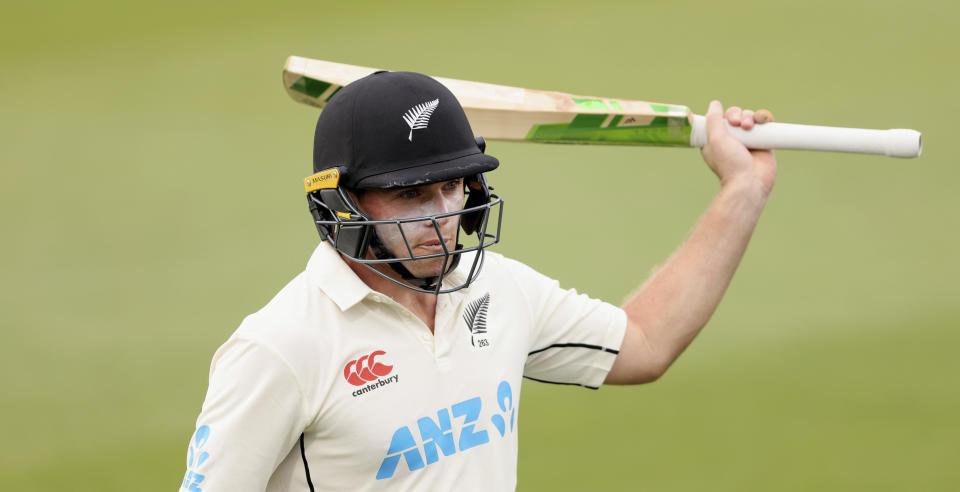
[462,292,490,348]
[402,98,439,141]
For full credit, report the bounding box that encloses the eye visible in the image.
[444,178,463,190]
[397,188,419,199]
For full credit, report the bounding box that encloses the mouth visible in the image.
[416,238,454,251]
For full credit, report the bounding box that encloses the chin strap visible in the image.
[368,232,462,290]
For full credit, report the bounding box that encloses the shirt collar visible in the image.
[305,241,476,311]
[440,252,472,293]
[305,241,373,311]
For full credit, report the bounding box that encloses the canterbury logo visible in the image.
[344,350,394,386]
[462,292,490,347]
[402,98,439,141]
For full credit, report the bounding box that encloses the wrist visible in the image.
[718,177,769,217]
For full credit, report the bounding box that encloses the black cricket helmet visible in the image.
[304,70,503,294]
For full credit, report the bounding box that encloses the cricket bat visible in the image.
[283,56,922,158]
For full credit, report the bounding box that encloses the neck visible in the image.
[345,258,439,331]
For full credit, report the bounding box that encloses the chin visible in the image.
[405,258,450,278]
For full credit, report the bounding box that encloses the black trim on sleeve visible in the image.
[300,433,316,492]
[523,375,600,390]
[527,342,619,357]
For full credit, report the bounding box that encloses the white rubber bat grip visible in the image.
[689,115,922,158]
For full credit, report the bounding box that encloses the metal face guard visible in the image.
[311,195,503,294]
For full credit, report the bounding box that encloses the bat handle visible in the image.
[689,115,922,158]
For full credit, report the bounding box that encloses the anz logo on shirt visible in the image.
[376,380,516,480]
[181,425,212,491]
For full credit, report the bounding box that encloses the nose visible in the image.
[426,191,460,232]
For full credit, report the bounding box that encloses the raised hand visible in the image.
[699,101,777,199]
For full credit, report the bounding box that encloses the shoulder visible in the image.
[221,270,349,407]
[458,251,563,317]
[235,271,333,343]
[471,251,559,291]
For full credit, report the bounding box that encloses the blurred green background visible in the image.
[2,0,957,490]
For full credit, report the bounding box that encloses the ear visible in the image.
[343,188,363,209]
[461,173,491,235]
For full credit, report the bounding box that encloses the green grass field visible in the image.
[2,1,957,490]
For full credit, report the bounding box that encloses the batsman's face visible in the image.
[355,178,465,278]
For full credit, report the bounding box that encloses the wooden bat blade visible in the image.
[283,56,695,147]
[282,56,922,157]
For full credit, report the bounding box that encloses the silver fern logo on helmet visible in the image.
[402,98,439,141]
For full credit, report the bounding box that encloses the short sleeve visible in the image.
[504,258,627,389]
[180,338,310,492]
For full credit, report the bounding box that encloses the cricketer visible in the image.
[180,68,775,491]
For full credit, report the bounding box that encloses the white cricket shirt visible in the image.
[181,241,626,491]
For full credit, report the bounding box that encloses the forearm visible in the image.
[622,179,768,374]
